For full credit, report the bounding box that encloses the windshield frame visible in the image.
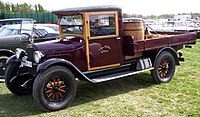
[58,14,84,38]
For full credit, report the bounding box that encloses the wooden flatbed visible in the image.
[134,32,196,52]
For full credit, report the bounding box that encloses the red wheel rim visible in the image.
[158,59,170,78]
[45,76,67,101]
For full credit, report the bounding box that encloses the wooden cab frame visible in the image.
[53,6,124,71]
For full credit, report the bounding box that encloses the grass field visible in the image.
[0,40,200,117]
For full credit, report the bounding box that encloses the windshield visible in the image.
[59,15,83,35]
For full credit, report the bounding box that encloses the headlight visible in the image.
[15,48,25,59]
[33,51,44,63]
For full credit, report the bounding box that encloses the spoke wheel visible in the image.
[45,77,67,102]
[151,51,176,83]
[158,59,170,78]
[33,66,77,111]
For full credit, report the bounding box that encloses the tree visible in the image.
[37,4,46,13]
[0,1,6,13]
[0,1,47,14]
[35,4,38,13]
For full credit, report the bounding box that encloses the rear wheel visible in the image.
[32,66,77,111]
[5,61,32,95]
[151,51,176,83]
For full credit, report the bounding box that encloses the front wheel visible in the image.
[32,66,77,111]
[151,51,176,83]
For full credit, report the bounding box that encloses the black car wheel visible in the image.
[151,51,176,83]
[32,66,77,111]
[5,61,32,95]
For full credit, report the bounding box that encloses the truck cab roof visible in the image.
[52,5,121,14]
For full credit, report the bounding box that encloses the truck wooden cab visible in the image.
[5,6,196,111]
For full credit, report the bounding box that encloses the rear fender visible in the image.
[155,47,180,65]
[37,58,92,82]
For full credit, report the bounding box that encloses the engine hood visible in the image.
[32,36,85,58]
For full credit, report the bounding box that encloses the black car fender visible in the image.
[0,49,14,57]
[155,47,180,65]
[6,55,17,65]
[36,58,93,82]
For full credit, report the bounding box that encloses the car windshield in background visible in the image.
[59,15,83,35]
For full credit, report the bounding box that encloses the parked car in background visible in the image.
[35,24,59,33]
[148,20,166,31]
[0,18,58,82]
[0,18,22,27]
[186,21,200,37]
[0,24,59,37]
[172,21,200,38]
[153,21,188,32]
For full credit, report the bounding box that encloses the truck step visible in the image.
[90,67,154,83]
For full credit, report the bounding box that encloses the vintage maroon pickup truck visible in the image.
[5,6,196,111]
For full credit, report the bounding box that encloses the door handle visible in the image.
[117,37,121,40]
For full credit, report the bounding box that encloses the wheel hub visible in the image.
[45,77,67,101]
[52,86,61,93]
[159,59,170,78]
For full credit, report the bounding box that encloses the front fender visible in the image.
[6,55,17,65]
[37,58,93,82]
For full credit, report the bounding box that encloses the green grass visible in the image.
[0,40,200,117]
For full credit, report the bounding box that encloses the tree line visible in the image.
[0,1,47,14]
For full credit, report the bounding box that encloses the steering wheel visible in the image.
[90,26,97,36]
[79,25,83,32]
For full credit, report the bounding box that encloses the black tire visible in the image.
[151,51,176,83]
[32,66,77,111]
[0,56,10,80]
[5,61,32,95]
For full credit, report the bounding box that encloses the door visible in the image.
[86,11,123,70]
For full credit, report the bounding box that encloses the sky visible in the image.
[1,0,200,15]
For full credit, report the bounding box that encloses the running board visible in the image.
[90,67,154,83]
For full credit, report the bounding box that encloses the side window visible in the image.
[89,14,116,37]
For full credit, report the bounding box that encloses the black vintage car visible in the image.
[0,18,58,82]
